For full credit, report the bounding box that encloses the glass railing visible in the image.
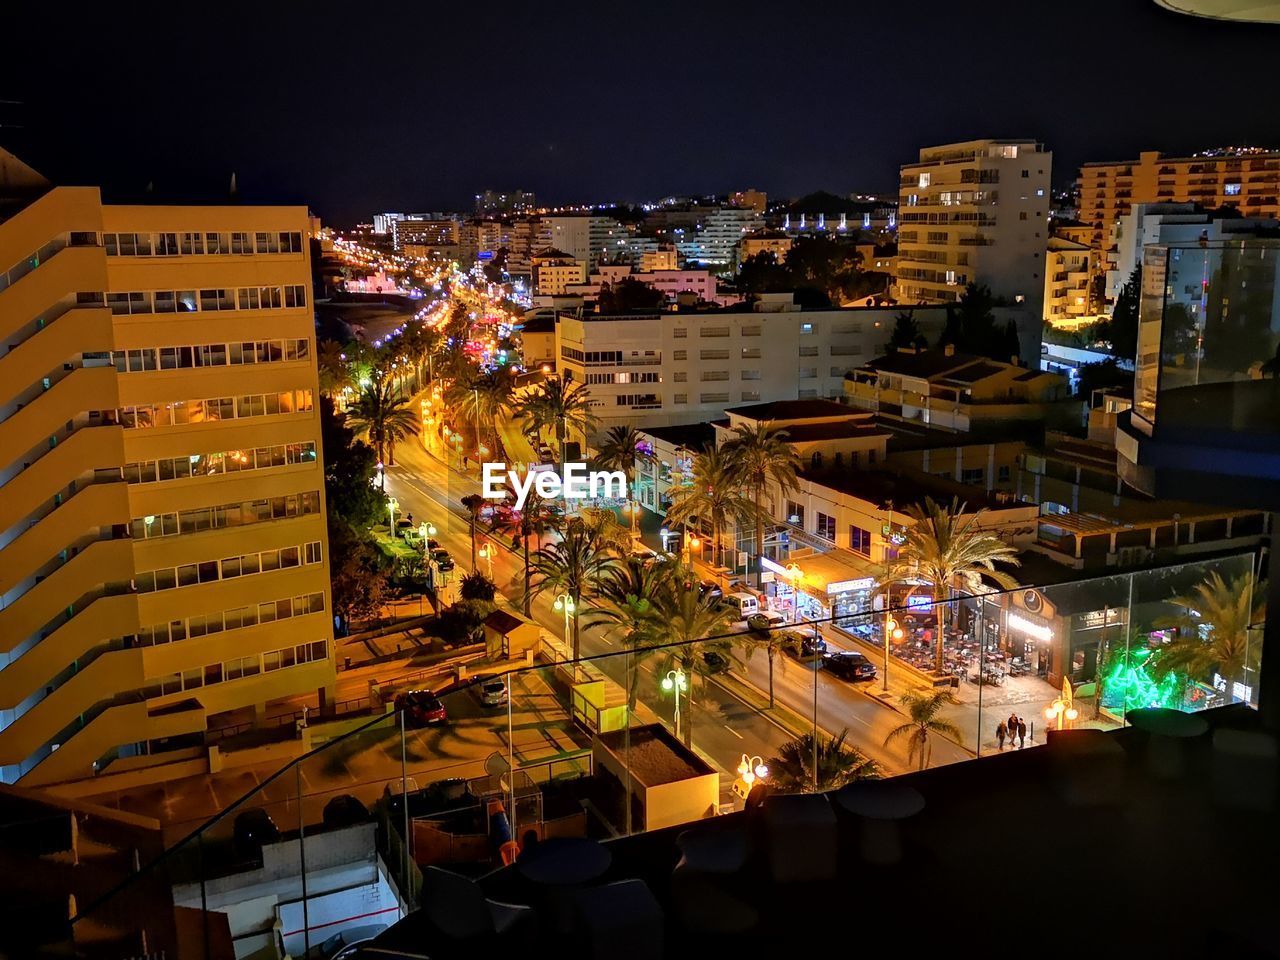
[1133,240,1280,444]
[63,551,1261,957]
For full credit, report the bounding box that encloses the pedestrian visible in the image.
[1008,712,1019,738]
[996,720,1007,750]
[1017,717,1027,749]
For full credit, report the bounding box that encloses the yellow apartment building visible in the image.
[0,151,333,787]
[1078,148,1280,293]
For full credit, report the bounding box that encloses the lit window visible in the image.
[1224,183,1242,196]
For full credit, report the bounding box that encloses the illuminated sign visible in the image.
[1007,613,1054,642]
[826,577,874,595]
[760,557,792,577]
[906,594,934,611]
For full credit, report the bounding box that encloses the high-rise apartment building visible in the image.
[675,208,765,273]
[0,151,333,786]
[895,139,1052,318]
[474,189,537,216]
[1078,149,1280,300]
[537,215,624,268]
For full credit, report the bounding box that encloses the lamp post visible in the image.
[552,593,576,654]
[883,603,905,692]
[1045,677,1078,732]
[785,563,803,624]
[477,541,494,577]
[387,497,399,538]
[661,669,688,741]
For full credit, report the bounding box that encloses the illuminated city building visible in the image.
[0,150,333,786]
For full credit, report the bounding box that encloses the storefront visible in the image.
[760,553,876,629]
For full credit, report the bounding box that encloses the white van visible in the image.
[720,592,759,620]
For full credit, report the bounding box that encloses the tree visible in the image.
[346,380,420,488]
[448,370,514,457]
[320,397,386,530]
[937,283,1019,362]
[723,423,802,588]
[887,312,927,352]
[742,628,802,709]
[328,521,392,634]
[490,492,561,616]
[768,729,880,792]
[737,251,791,295]
[317,340,355,401]
[1075,358,1131,401]
[784,235,862,303]
[1101,265,1141,362]
[460,494,486,569]
[593,425,653,534]
[597,277,667,312]
[886,497,1020,673]
[884,690,964,771]
[648,574,740,747]
[586,555,680,709]
[515,377,598,469]
[1152,570,1266,706]
[459,571,497,603]
[665,446,757,569]
[528,516,623,661]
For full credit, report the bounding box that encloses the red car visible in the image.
[396,689,448,727]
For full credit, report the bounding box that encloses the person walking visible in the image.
[996,720,1007,751]
[1017,717,1028,749]
[1007,712,1019,741]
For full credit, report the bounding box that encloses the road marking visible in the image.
[723,725,743,739]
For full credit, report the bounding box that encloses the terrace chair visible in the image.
[421,866,533,943]
[569,879,664,959]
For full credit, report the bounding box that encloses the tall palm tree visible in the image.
[528,516,622,662]
[460,494,486,569]
[447,371,513,458]
[346,380,421,489]
[666,446,758,569]
[884,690,964,771]
[593,426,653,531]
[886,496,1020,673]
[515,377,598,469]
[1153,570,1266,706]
[490,491,562,616]
[768,729,880,793]
[723,422,801,586]
[648,574,740,747]
[741,627,802,709]
[585,555,679,710]
[317,341,355,402]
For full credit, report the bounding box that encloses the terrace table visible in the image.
[836,781,926,865]
[1127,707,1209,781]
[517,836,612,886]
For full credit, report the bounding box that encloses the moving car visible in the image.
[747,610,787,633]
[479,677,509,707]
[395,689,448,726]
[822,650,878,682]
[430,547,454,571]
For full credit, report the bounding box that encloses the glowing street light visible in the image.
[387,497,399,537]
[737,753,769,787]
[1045,677,1079,732]
[883,606,905,691]
[477,541,494,576]
[661,669,688,740]
[553,592,576,652]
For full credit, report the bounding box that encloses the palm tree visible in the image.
[723,422,801,587]
[585,555,678,709]
[1152,570,1266,706]
[447,371,513,458]
[886,496,1020,673]
[346,380,421,489]
[884,690,964,771]
[460,494,486,569]
[528,516,622,661]
[317,341,355,402]
[490,492,562,616]
[768,729,880,793]
[593,426,653,533]
[515,377,598,469]
[742,627,801,709]
[648,574,740,747]
[666,446,758,569]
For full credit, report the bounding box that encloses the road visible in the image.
[384,435,971,780]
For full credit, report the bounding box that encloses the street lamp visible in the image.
[661,669,688,741]
[883,609,905,692]
[737,753,768,787]
[477,541,494,577]
[552,593,576,649]
[387,497,399,537]
[785,563,804,623]
[1045,677,1078,732]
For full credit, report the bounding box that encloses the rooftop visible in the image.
[801,466,1028,512]
[595,725,715,786]
[723,398,854,422]
[636,422,716,451]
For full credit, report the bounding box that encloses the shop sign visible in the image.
[826,577,874,595]
[761,572,775,584]
[1078,608,1124,630]
[1007,612,1054,642]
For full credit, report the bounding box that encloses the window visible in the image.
[741,347,761,359]
[673,328,687,339]
[700,327,730,338]
[672,350,686,360]
[918,173,931,188]
[961,467,985,485]
[1225,182,1242,196]
[740,370,761,380]
[850,525,871,556]
[740,391,760,401]
[998,465,1011,483]
[786,501,805,526]
[816,512,836,541]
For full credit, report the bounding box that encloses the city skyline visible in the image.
[4,1,1278,223]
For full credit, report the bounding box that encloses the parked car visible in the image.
[479,677,509,707]
[309,923,388,959]
[747,610,787,633]
[430,548,454,571]
[702,650,732,674]
[718,592,759,619]
[233,808,279,855]
[396,689,448,726]
[698,580,723,603]
[322,794,370,830]
[822,650,878,682]
[783,631,827,661]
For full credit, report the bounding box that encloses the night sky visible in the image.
[3,1,1276,224]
